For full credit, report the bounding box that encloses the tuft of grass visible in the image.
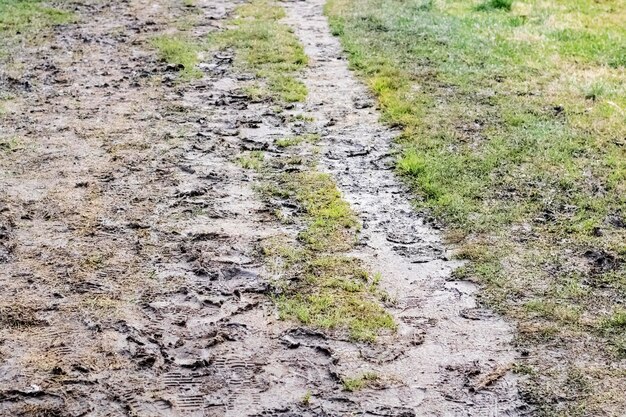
[275,133,320,148]
[278,288,394,342]
[280,171,358,251]
[326,0,626,413]
[342,372,380,391]
[476,0,513,11]
[583,82,607,101]
[0,136,23,153]
[152,35,202,79]
[600,309,626,334]
[237,150,265,170]
[289,114,315,123]
[208,0,308,102]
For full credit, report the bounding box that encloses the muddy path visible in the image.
[0,0,527,415]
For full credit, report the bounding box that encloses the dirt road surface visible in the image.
[0,0,528,415]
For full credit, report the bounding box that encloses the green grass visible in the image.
[286,171,359,251]
[0,0,73,36]
[208,0,308,102]
[222,0,393,342]
[152,35,202,79]
[264,171,395,342]
[301,391,312,406]
[325,0,626,414]
[0,0,73,63]
[476,0,513,11]
[237,150,265,170]
[341,372,380,391]
[275,133,320,148]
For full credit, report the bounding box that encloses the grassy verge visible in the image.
[208,0,308,102]
[325,0,625,414]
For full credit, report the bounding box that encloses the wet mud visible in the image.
[0,0,528,415]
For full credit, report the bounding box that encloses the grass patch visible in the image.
[301,391,311,406]
[0,0,73,36]
[208,0,308,102]
[152,35,202,79]
[264,171,395,342]
[280,171,359,251]
[278,290,394,342]
[326,0,626,413]
[260,127,395,342]
[0,0,73,61]
[237,150,265,170]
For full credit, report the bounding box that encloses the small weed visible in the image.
[152,35,202,79]
[242,82,270,101]
[82,252,107,270]
[565,367,592,396]
[512,363,536,376]
[600,309,626,333]
[584,82,607,101]
[610,335,626,359]
[289,113,315,122]
[301,391,311,406]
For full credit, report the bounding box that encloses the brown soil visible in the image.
[0,0,530,415]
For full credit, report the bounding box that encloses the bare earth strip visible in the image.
[0,0,527,416]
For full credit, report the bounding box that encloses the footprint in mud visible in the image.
[392,244,444,263]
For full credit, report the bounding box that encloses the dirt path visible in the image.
[282,0,524,414]
[0,0,526,415]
